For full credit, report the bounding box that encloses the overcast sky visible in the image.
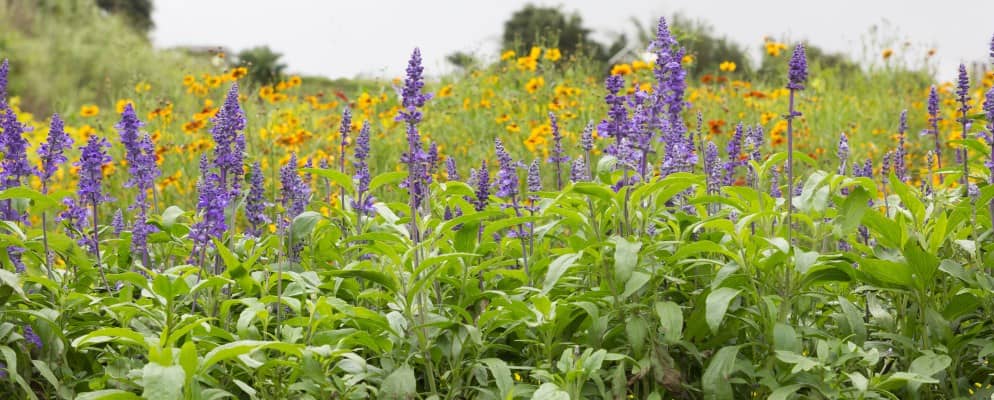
[152,0,994,81]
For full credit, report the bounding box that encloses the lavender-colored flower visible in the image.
[0,59,8,102]
[837,133,849,175]
[722,123,744,186]
[190,169,228,255]
[397,48,432,213]
[926,85,943,173]
[37,114,72,187]
[548,112,569,188]
[23,325,41,349]
[0,362,7,379]
[705,139,722,186]
[354,120,371,161]
[111,209,125,235]
[76,135,112,206]
[427,142,440,173]
[472,160,490,211]
[57,197,91,250]
[895,110,908,182]
[210,84,247,188]
[494,138,519,199]
[968,183,980,200]
[245,161,269,237]
[527,159,542,193]
[8,246,25,273]
[748,125,764,162]
[787,44,808,90]
[580,122,594,152]
[1,108,35,221]
[650,17,688,145]
[770,165,782,198]
[985,87,994,183]
[352,121,375,215]
[854,159,874,179]
[956,64,971,117]
[882,151,893,181]
[339,107,352,173]
[570,158,588,183]
[445,157,459,181]
[280,153,309,223]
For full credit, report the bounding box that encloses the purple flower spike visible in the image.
[38,113,73,188]
[280,152,309,223]
[211,84,247,190]
[445,157,459,181]
[570,158,588,183]
[787,44,808,90]
[246,161,269,237]
[527,159,542,193]
[580,122,594,152]
[472,160,490,211]
[23,325,41,349]
[494,138,519,199]
[837,133,849,175]
[76,135,113,206]
[0,59,8,102]
[895,110,908,183]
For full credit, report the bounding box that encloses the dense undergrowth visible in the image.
[1,4,994,400]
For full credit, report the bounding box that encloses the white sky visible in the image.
[152,0,994,81]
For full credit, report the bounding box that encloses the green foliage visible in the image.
[95,0,154,34]
[501,4,622,65]
[237,46,287,86]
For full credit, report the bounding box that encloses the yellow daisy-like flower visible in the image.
[500,50,516,61]
[610,64,633,76]
[437,84,453,98]
[543,48,562,62]
[288,76,302,87]
[681,54,694,65]
[116,99,135,114]
[524,77,545,94]
[80,104,100,117]
[882,48,894,60]
[719,61,736,72]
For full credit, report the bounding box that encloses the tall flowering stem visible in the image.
[785,44,807,246]
[397,48,433,251]
[495,138,531,279]
[1,106,35,274]
[76,135,113,290]
[984,83,994,233]
[37,114,72,278]
[547,112,569,190]
[352,121,374,234]
[116,105,160,266]
[956,64,971,186]
[245,161,269,237]
[338,107,352,208]
[896,110,908,183]
[0,59,8,105]
[927,86,943,183]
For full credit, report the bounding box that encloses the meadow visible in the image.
[2,3,994,400]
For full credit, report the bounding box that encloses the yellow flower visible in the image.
[182,75,195,86]
[259,86,274,99]
[882,48,894,60]
[631,60,650,71]
[134,82,151,93]
[681,55,694,65]
[529,46,541,59]
[116,99,135,114]
[524,77,545,94]
[516,56,538,72]
[765,41,788,57]
[610,64,633,76]
[543,48,562,62]
[230,67,248,80]
[80,104,100,117]
[513,373,522,382]
[288,76,302,87]
[501,50,516,61]
[437,84,453,98]
[719,61,736,72]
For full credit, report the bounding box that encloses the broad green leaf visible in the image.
[890,176,924,223]
[541,252,581,295]
[702,346,740,400]
[531,383,570,400]
[769,384,804,400]
[610,236,641,284]
[291,211,323,240]
[72,328,149,350]
[705,288,741,334]
[655,301,683,343]
[380,365,417,400]
[302,168,355,194]
[838,296,867,344]
[141,362,185,400]
[369,171,408,193]
[907,352,951,391]
[834,186,870,236]
[481,358,513,399]
[75,390,143,400]
[199,341,301,372]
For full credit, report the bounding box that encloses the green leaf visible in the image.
[291,211,323,240]
[326,269,399,293]
[141,362,185,400]
[0,269,26,299]
[705,288,741,334]
[369,171,409,193]
[0,187,59,213]
[655,301,683,343]
[769,384,804,400]
[160,206,185,230]
[541,252,581,295]
[380,365,417,400]
[75,390,143,400]
[835,186,870,236]
[838,296,867,345]
[907,353,951,391]
[903,240,940,292]
[890,175,924,223]
[72,328,149,350]
[702,346,740,400]
[179,341,198,383]
[302,168,355,194]
[531,383,570,400]
[481,358,513,399]
[199,341,300,372]
[610,236,641,284]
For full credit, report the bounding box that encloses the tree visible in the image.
[95,0,154,34]
[237,46,287,86]
[502,4,620,65]
[627,15,752,77]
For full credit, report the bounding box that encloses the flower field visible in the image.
[3,10,994,400]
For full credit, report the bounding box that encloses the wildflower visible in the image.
[525,77,545,93]
[882,49,894,60]
[580,122,594,152]
[704,141,722,194]
[80,104,99,117]
[1,108,35,221]
[339,107,352,173]
[280,152,309,224]
[37,114,73,189]
[719,61,736,72]
[651,17,692,176]
[495,138,519,199]
[111,209,124,235]
[570,158,588,183]
[770,165,782,198]
[190,166,228,261]
[787,44,808,91]
[895,110,908,183]
[501,50,516,61]
[544,48,562,62]
[986,86,994,183]
[23,325,41,349]
[446,157,460,181]
[472,160,490,211]
[352,121,375,216]
[527,159,542,193]
[723,123,744,186]
[610,64,633,75]
[397,48,433,214]
[0,59,8,102]
[748,124,764,162]
[837,133,849,175]
[210,84,247,192]
[245,161,269,237]
[547,112,569,189]
[956,64,971,185]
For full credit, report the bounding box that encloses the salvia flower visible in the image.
[210,84,247,187]
[23,325,41,349]
[527,159,542,193]
[445,157,459,181]
[704,141,722,194]
[956,64,971,117]
[787,44,808,90]
[76,135,113,207]
[570,158,588,183]
[547,112,569,188]
[111,209,124,235]
[0,59,8,103]
[895,110,908,182]
[339,107,352,173]
[397,49,432,213]
[494,138,519,199]
[650,17,688,146]
[352,122,375,215]
[748,125,764,162]
[280,153,309,223]
[770,165,782,198]
[580,122,594,152]
[245,161,269,237]
[837,133,849,175]
[1,108,35,221]
[722,123,744,186]
[472,160,490,211]
[37,113,72,187]
[190,169,228,255]
[926,85,943,174]
[985,86,994,183]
